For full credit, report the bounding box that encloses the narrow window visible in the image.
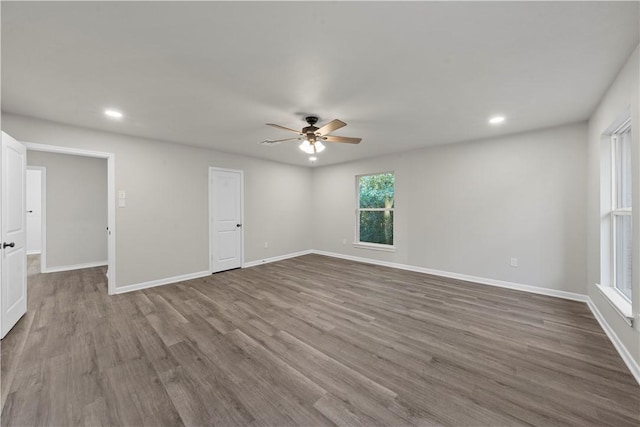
[611,123,632,300]
[356,172,394,246]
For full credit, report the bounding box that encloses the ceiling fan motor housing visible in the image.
[305,116,319,126]
[303,126,318,135]
[303,116,320,141]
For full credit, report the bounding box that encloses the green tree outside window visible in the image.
[357,173,394,245]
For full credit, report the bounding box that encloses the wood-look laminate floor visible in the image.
[1,254,638,426]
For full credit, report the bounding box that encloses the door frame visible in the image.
[26,166,46,267]
[208,167,244,273]
[24,142,117,295]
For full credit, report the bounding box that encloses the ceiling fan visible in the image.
[260,116,362,154]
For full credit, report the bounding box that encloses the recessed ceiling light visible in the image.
[104,109,123,119]
[489,115,505,125]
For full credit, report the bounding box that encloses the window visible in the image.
[356,172,394,248]
[611,122,632,300]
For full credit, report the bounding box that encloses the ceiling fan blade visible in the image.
[259,137,300,145]
[321,135,362,144]
[266,123,302,134]
[316,119,346,135]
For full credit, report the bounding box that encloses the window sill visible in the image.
[595,284,633,326]
[352,242,396,252]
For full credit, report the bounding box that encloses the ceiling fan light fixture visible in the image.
[299,139,326,154]
[299,140,315,154]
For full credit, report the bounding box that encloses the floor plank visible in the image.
[1,254,638,426]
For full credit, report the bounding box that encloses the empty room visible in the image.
[0,1,639,426]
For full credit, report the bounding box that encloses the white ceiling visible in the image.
[2,1,638,167]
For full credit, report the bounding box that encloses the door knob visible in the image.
[2,242,15,249]
[236,224,242,228]
[27,210,33,213]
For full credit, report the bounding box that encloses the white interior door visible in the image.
[26,168,43,254]
[1,132,27,338]
[210,168,243,273]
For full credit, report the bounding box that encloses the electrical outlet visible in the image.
[264,242,268,249]
[510,257,518,267]
[342,238,347,245]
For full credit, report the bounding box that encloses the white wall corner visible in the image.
[586,298,640,385]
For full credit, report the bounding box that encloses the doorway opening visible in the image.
[26,167,44,258]
[25,143,116,294]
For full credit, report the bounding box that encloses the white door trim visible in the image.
[208,167,244,273]
[26,166,46,267]
[23,142,117,295]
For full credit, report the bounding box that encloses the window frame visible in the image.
[354,171,396,252]
[609,119,632,302]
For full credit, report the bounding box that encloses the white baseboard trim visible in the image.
[586,298,640,385]
[243,250,314,268]
[114,270,211,295]
[311,250,588,302]
[43,260,108,273]
[113,250,313,295]
[26,250,41,255]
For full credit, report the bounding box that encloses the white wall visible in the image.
[3,115,590,298]
[312,123,588,295]
[3,113,312,289]
[587,46,639,363]
[27,151,108,269]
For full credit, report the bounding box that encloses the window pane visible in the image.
[359,173,395,209]
[615,130,632,209]
[614,214,632,300]
[359,211,394,245]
